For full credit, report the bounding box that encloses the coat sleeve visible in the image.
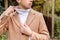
[30,13,50,40]
[0,13,9,35]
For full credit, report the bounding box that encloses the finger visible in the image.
[6,6,15,14]
[21,23,26,27]
[9,6,15,9]
[9,12,16,17]
[8,6,14,10]
[24,24,28,27]
[12,11,16,15]
[21,25,27,29]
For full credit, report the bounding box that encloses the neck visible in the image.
[18,5,27,10]
[15,5,31,13]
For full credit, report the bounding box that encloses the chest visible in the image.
[8,15,40,33]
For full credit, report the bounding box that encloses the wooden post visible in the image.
[43,1,47,15]
[52,0,54,39]
[4,0,8,9]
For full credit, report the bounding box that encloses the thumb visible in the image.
[21,23,25,27]
[24,24,28,27]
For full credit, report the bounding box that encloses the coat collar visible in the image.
[13,9,35,27]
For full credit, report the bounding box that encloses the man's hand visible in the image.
[3,6,15,16]
[21,24,33,36]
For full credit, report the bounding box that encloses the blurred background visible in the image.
[0,0,60,40]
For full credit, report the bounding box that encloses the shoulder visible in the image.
[30,9,43,17]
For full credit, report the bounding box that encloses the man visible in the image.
[0,0,50,40]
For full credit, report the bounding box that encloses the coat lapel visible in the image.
[26,9,35,26]
[12,12,21,28]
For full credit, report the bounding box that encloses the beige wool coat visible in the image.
[0,9,50,40]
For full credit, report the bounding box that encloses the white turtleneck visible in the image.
[15,6,30,24]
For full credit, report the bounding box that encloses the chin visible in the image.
[25,7,31,9]
[28,7,31,9]
[27,6,31,8]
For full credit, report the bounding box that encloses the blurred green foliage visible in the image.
[55,0,60,12]
[54,15,60,38]
[0,4,5,15]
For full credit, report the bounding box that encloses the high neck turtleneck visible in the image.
[15,6,30,15]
